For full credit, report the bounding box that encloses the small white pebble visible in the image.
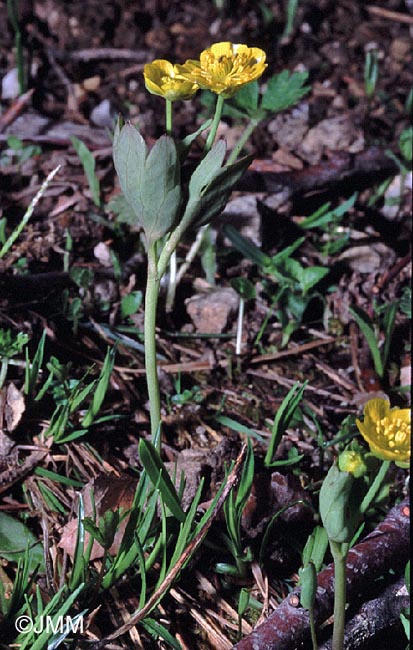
[1,68,20,100]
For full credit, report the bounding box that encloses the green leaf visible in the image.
[261,70,310,113]
[69,266,94,290]
[138,438,185,523]
[399,126,412,162]
[298,265,329,295]
[300,194,357,230]
[222,224,270,268]
[400,286,411,319]
[0,512,44,572]
[189,153,252,229]
[299,562,317,609]
[121,290,143,318]
[235,439,254,513]
[188,140,226,198]
[105,193,137,225]
[82,346,116,427]
[405,560,410,594]
[113,121,146,208]
[7,135,24,150]
[0,328,29,359]
[349,306,383,377]
[140,135,182,243]
[264,381,307,466]
[142,618,183,650]
[269,237,305,267]
[267,451,304,467]
[302,526,328,570]
[178,118,213,159]
[24,329,46,396]
[213,414,265,442]
[230,277,256,300]
[232,81,259,113]
[238,587,250,617]
[113,123,181,243]
[70,136,100,207]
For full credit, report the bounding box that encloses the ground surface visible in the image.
[0,1,411,649]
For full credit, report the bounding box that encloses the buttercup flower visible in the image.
[356,398,411,467]
[180,42,267,98]
[144,59,198,102]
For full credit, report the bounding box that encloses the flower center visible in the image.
[376,416,409,451]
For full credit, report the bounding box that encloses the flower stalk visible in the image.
[144,242,162,443]
[205,93,225,153]
[329,540,349,650]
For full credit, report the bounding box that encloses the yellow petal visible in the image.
[180,42,267,97]
[209,42,234,58]
[363,398,390,422]
[356,398,411,465]
[144,60,198,101]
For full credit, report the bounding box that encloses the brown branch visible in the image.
[319,576,409,650]
[366,6,413,25]
[233,499,410,650]
[236,148,399,196]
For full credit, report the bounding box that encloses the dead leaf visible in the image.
[338,243,395,273]
[0,383,25,433]
[58,474,138,560]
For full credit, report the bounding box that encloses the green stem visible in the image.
[157,200,200,278]
[144,241,162,446]
[330,540,349,650]
[309,607,319,650]
[204,93,225,153]
[165,99,173,136]
[7,0,25,94]
[227,118,259,165]
[360,460,390,514]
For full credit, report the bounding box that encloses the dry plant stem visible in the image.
[91,444,247,649]
[236,297,245,355]
[0,165,61,259]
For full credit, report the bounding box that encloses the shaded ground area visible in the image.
[0,1,411,649]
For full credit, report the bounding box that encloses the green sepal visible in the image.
[319,463,366,544]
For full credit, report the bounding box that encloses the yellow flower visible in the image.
[356,398,411,467]
[144,59,198,102]
[180,42,267,98]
